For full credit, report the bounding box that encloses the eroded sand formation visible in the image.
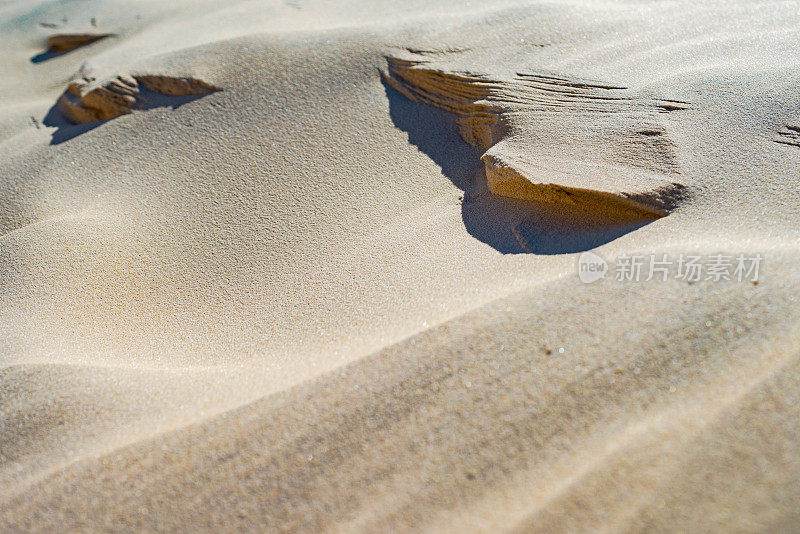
[382,49,690,220]
[776,124,800,147]
[46,33,112,53]
[56,73,220,124]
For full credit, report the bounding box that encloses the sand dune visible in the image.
[2,0,800,531]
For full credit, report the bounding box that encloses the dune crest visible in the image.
[56,73,220,124]
[382,49,690,220]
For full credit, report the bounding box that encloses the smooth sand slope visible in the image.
[2,0,800,531]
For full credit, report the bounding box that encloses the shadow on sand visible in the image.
[42,88,213,145]
[383,80,654,255]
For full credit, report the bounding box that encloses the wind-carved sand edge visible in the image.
[46,33,114,53]
[57,73,221,124]
[775,124,800,147]
[382,49,691,221]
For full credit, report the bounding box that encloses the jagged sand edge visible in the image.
[56,74,220,124]
[46,33,113,53]
[382,51,690,220]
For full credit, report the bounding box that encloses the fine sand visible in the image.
[2,0,800,531]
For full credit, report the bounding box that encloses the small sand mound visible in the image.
[46,33,112,53]
[382,49,691,220]
[56,74,220,124]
